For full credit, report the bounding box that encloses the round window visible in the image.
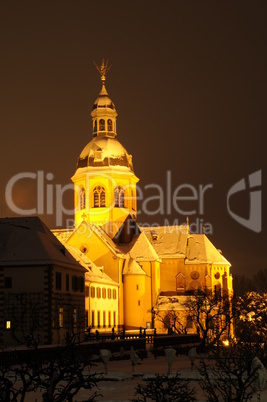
[191,271,199,280]
[215,272,220,280]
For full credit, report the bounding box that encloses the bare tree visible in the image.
[0,360,41,402]
[131,373,196,402]
[152,307,185,334]
[183,290,233,350]
[233,274,255,297]
[253,269,267,295]
[0,335,102,402]
[198,341,260,402]
[34,334,102,401]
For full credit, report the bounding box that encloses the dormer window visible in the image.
[114,186,125,207]
[94,150,103,161]
[93,186,105,207]
[99,119,105,131]
[107,119,112,131]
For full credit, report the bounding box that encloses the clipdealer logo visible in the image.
[227,170,262,233]
[4,169,262,233]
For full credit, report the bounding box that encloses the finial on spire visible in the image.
[93,58,111,84]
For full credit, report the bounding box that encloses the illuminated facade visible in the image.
[54,61,233,333]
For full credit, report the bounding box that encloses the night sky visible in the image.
[0,1,266,277]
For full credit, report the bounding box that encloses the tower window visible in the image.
[79,187,85,210]
[114,186,125,207]
[107,119,112,131]
[93,186,105,207]
[99,119,105,131]
[93,120,97,132]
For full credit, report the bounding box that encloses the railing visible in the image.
[0,331,200,366]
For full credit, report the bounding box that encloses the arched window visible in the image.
[114,186,125,207]
[79,187,85,210]
[107,119,112,131]
[99,119,105,131]
[93,186,105,207]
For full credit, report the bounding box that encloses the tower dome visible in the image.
[75,59,133,172]
[76,136,133,171]
[72,60,139,229]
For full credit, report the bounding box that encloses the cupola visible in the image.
[91,59,117,138]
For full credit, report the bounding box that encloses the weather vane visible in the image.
[93,58,111,83]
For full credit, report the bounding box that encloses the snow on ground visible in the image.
[19,351,267,402]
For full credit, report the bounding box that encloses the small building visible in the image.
[0,217,86,346]
[65,244,119,332]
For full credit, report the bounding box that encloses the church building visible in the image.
[53,60,233,334]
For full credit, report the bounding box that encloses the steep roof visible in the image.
[141,226,189,259]
[0,217,84,270]
[122,257,146,276]
[51,228,74,244]
[118,231,161,262]
[63,221,125,259]
[141,225,230,266]
[66,244,118,286]
[185,234,230,265]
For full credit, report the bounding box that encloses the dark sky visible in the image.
[0,1,266,277]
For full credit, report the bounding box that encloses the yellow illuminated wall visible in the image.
[72,170,138,233]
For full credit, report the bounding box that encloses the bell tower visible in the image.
[71,60,139,237]
[91,60,117,138]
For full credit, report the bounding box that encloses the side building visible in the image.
[0,217,86,346]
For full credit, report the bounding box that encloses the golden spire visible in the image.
[93,58,111,84]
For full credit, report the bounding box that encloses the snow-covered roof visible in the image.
[185,234,230,266]
[0,217,85,270]
[52,228,74,244]
[66,221,125,259]
[118,231,161,262]
[65,244,118,286]
[75,137,134,173]
[142,225,230,266]
[122,257,146,275]
[141,226,189,259]
[155,295,190,311]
